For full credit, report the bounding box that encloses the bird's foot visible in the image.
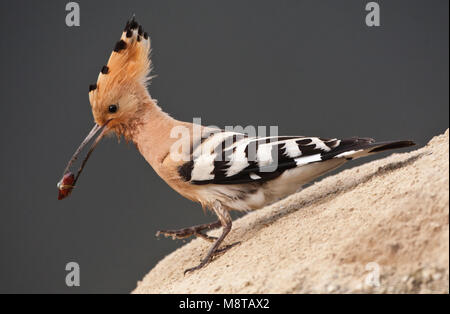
[212,241,241,255]
[156,221,221,243]
[184,241,241,275]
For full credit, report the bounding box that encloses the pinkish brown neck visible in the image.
[132,101,186,168]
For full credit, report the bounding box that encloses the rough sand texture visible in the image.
[134,130,449,294]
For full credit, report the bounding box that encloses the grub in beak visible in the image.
[57,172,75,200]
[57,122,109,200]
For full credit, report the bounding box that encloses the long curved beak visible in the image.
[57,122,110,200]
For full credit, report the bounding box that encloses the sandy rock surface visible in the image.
[134,130,449,294]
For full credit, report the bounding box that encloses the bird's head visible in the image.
[89,17,153,139]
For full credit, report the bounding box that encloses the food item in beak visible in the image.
[57,123,109,200]
[57,172,75,200]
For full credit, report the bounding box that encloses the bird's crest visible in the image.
[88,17,152,110]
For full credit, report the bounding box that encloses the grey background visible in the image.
[0,0,447,293]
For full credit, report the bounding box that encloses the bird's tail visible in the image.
[322,137,416,161]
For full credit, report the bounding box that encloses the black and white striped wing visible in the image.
[178,132,341,185]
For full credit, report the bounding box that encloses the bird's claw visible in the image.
[156,224,220,242]
[183,241,241,275]
[156,230,189,240]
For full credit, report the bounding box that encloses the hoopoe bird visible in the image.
[58,17,415,274]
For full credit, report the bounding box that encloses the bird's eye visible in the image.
[108,104,118,113]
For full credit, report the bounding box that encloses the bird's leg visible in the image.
[156,220,222,242]
[184,201,240,274]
